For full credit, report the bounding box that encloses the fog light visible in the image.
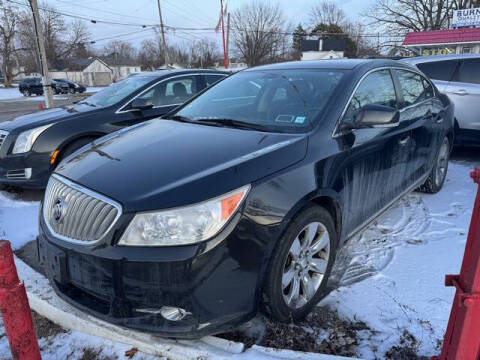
[160,306,190,321]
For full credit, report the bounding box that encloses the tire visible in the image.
[262,206,338,322]
[56,137,96,167]
[417,136,450,194]
[23,89,30,97]
[68,88,75,94]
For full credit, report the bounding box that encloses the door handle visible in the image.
[453,89,468,96]
[399,136,410,145]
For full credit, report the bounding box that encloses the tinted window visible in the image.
[205,74,226,86]
[396,70,430,106]
[417,60,458,81]
[347,70,397,114]
[85,76,153,107]
[175,69,345,133]
[138,75,198,106]
[454,59,480,84]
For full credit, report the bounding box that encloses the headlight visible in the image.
[12,124,53,154]
[118,185,250,246]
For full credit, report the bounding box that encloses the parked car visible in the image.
[53,78,87,94]
[402,54,480,146]
[0,69,228,188]
[19,78,70,96]
[38,59,454,338]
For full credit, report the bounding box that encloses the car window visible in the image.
[416,60,458,81]
[85,76,153,107]
[205,74,226,86]
[396,70,431,107]
[137,75,198,107]
[347,70,397,115]
[454,59,480,84]
[175,69,345,133]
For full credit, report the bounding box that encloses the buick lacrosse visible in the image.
[38,59,454,338]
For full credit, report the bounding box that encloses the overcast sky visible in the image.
[44,0,374,51]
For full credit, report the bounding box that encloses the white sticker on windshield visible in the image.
[294,116,306,124]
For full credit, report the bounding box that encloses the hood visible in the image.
[56,120,308,212]
[0,104,100,133]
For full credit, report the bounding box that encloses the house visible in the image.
[300,39,345,60]
[50,57,113,87]
[99,53,142,82]
[49,55,142,86]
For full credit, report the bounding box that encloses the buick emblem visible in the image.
[51,197,67,225]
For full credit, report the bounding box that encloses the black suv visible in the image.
[1,69,228,187]
[39,60,454,338]
[53,78,87,94]
[19,78,70,96]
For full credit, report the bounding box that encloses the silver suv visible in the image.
[402,54,480,146]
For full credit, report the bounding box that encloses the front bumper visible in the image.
[0,135,53,188]
[38,210,279,338]
[0,152,53,188]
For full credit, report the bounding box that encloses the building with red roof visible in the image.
[402,27,480,56]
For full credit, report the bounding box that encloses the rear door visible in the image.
[446,58,480,133]
[394,69,437,182]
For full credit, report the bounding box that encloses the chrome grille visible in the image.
[0,130,7,151]
[43,175,121,244]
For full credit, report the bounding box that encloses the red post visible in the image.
[220,0,228,69]
[0,240,41,360]
[38,103,43,110]
[433,168,480,360]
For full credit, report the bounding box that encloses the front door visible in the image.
[113,74,205,127]
[337,69,411,235]
[445,58,480,138]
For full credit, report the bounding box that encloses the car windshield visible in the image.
[84,76,154,107]
[174,69,345,133]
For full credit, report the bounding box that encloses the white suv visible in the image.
[402,54,480,147]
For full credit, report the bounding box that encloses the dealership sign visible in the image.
[452,8,480,28]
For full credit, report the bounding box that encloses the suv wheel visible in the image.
[417,136,450,194]
[23,89,30,97]
[68,88,75,94]
[262,206,338,322]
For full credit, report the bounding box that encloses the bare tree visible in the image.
[0,5,22,87]
[102,40,137,60]
[189,39,219,68]
[364,0,480,34]
[231,2,287,67]
[309,0,347,26]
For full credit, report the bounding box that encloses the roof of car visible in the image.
[245,59,409,71]
[401,53,480,64]
[134,69,230,77]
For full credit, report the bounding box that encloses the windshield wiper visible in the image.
[78,101,96,107]
[195,118,273,132]
[168,115,194,122]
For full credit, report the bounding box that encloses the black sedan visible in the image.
[38,59,453,338]
[0,69,228,188]
[53,78,87,94]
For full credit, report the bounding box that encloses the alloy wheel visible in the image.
[282,221,330,309]
[435,140,449,187]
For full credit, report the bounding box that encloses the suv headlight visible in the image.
[118,185,250,246]
[12,124,53,154]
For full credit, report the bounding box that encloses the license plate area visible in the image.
[45,244,69,284]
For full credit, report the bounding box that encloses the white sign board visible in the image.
[452,8,480,28]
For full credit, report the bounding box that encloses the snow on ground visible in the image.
[0,87,105,102]
[0,160,477,359]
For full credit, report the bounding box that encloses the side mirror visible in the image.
[341,104,399,130]
[130,98,154,111]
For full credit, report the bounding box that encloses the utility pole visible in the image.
[156,0,169,69]
[220,0,227,69]
[226,12,230,68]
[29,0,53,108]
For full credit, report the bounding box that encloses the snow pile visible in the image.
[0,161,477,359]
[0,88,23,101]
